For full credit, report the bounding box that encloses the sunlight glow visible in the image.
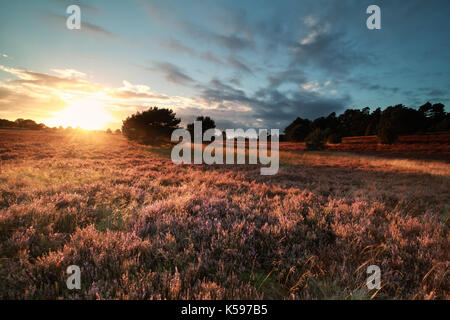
[48,98,113,130]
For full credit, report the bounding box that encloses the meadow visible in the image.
[0,129,448,299]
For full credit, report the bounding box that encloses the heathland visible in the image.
[0,129,448,299]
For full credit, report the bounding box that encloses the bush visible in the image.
[305,128,327,150]
[327,133,342,144]
[122,107,180,144]
[377,125,398,144]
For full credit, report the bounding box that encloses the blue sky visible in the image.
[0,0,449,130]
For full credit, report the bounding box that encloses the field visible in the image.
[0,129,449,299]
[281,132,450,160]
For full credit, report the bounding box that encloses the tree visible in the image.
[337,108,372,137]
[284,117,311,142]
[0,119,15,128]
[419,102,447,131]
[122,107,180,144]
[379,104,424,135]
[377,124,398,144]
[187,116,216,140]
[327,132,342,144]
[106,128,112,134]
[305,128,328,150]
[14,118,46,130]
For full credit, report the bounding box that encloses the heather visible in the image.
[0,129,448,299]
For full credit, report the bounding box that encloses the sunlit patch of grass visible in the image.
[0,163,110,189]
[280,150,450,176]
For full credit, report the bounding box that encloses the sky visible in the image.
[0,0,449,130]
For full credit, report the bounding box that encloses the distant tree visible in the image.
[284,117,311,142]
[337,108,372,137]
[364,107,381,136]
[187,116,216,140]
[13,118,46,130]
[106,128,112,134]
[327,132,342,144]
[433,115,450,132]
[115,129,121,135]
[305,128,328,150]
[122,107,181,144]
[284,102,447,145]
[379,104,424,135]
[377,124,398,144]
[419,102,447,131]
[0,119,15,128]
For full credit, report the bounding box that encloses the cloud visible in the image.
[195,78,349,129]
[159,39,224,65]
[267,69,307,88]
[148,62,195,86]
[80,21,117,38]
[0,65,213,128]
[159,39,256,76]
[347,77,400,94]
[0,63,350,131]
[0,85,67,119]
[142,1,254,51]
[50,0,102,14]
[210,33,253,51]
[226,56,253,75]
[159,38,197,56]
[109,81,169,100]
[289,29,370,75]
[0,65,102,92]
[45,13,116,38]
[51,69,87,78]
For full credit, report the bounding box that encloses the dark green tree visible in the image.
[305,128,329,150]
[187,116,216,139]
[284,117,311,142]
[122,107,180,144]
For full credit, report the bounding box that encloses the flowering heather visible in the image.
[0,129,448,299]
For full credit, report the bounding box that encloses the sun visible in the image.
[50,98,113,130]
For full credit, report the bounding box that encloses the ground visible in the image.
[0,129,448,299]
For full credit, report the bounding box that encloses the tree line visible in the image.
[0,118,47,130]
[121,102,449,147]
[283,102,449,148]
[4,102,447,149]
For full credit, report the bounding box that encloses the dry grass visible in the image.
[0,129,448,299]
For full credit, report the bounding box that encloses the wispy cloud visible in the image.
[147,62,195,86]
[44,13,117,38]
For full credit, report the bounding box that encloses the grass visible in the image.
[0,129,448,299]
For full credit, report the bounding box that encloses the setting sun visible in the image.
[48,98,113,130]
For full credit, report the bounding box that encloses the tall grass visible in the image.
[0,130,448,299]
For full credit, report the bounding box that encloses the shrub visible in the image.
[305,128,327,150]
[122,107,180,144]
